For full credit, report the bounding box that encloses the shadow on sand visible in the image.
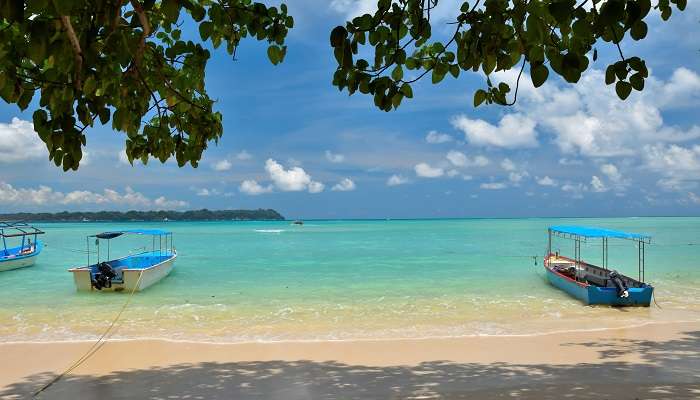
[4,331,700,400]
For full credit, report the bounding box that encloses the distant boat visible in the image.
[0,222,45,272]
[68,229,176,292]
[292,220,304,225]
[544,225,654,306]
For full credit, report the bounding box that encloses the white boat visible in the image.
[68,229,176,292]
[0,222,45,272]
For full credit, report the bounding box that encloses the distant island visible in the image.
[0,209,285,222]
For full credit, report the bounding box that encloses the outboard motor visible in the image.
[609,270,629,298]
[92,262,117,290]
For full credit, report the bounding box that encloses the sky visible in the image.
[1,0,700,219]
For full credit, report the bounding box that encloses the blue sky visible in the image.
[1,1,699,218]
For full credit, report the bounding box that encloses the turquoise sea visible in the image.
[1,217,699,343]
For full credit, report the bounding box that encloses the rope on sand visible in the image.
[33,271,144,398]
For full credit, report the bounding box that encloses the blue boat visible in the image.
[68,229,176,292]
[0,222,45,272]
[544,226,653,306]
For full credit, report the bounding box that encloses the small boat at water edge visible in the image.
[0,222,45,272]
[544,225,654,307]
[68,229,176,292]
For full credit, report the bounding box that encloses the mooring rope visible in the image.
[33,271,145,398]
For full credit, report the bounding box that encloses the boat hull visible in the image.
[0,242,42,272]
[69,252,177,292]
[545,266,653,306]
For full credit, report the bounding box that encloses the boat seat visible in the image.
[585,274,607,287]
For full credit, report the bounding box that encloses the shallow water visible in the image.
[1,217,699,342]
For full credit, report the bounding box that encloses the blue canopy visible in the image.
[550,225,650,241]
[92,229,171,239]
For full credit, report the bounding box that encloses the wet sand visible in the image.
[2,321,699,399]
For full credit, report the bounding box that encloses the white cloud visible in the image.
[213,159,232,171]
[500,158,516,171]
[387,174,409,186]
[325,150,345,163]
[426,130,453,144]
[236,150,253,160]
[154,196,189,209]
[239,180,273,195]
[480,182,507,190]
[644,144,700,191]
[559,158,583,166]
[0,118,46,163]
[511,68,700,157]
[265,158,323,193]
[590,176,608,192]
[446,151,467,167]
[195,188,221,197]
[508,171,529,184]
[445,151,490,168]
[600,164,622,183]
[688,192,700,204]
[451,113,538,148]
[0,182,188,209]
[656,67,700,109]
[331,178,356,192]
[446,169,459,177]
[561,182,587,199]
[308,181,325,193]
[536,176,557,186]
[414,162,444,178]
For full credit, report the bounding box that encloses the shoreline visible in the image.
[2,317,699,346]
[3,321,699,399]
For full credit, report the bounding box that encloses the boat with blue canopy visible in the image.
[544,225,653,306]
[0,222,45,272]
[68,229,176,292]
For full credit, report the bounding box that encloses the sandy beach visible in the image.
[2,321,698,399]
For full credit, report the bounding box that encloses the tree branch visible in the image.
[59,15,83,90]
[130,0,151,71]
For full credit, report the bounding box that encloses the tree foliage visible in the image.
[329,0,685,111]
[0,0,292,170]
[0,0,686,169]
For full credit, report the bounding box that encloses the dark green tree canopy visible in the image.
[0,0,292,170]
[0,0,685,170]
[330,0,685,111]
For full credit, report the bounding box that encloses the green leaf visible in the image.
[474,89,487,107]
[199,21,213,40]
[630,21,648,40]
[605,65,616,85]
[400,83,413,98]
[267,45,281,65]
[391,65,403,81]
[432,70,446,84]
[330,26,347,47]
[629,73,644,91]
[548,0,575,23]
[449,64,460,78]
[615,81,632,100]
[530,64,549,87]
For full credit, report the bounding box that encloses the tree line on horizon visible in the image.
[0,209,285,222]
